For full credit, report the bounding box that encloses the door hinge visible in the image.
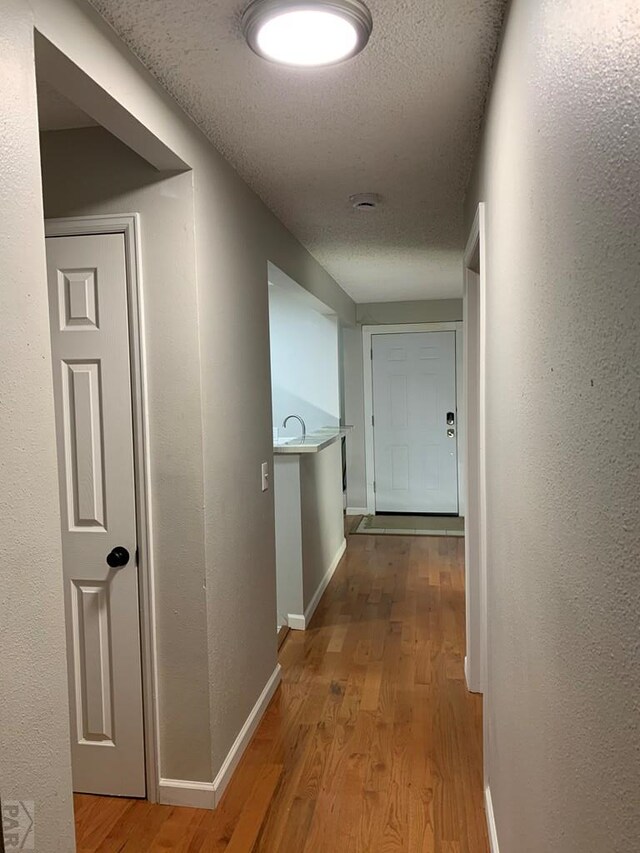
[370,349,373,360]
[373,480,376,493]
[371,415,375,427]
[135,546,139,567]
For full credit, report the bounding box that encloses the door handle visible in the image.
[106,546,130,569]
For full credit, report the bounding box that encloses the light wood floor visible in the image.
[75,525,488,852]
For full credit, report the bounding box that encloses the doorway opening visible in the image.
[44,217,149,798]
[267,262,346,634]
[35,34,196,802]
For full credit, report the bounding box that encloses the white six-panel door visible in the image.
[372,331,459,514]
[46,233,146,797]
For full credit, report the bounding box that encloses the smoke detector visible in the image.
[350,193,382,210]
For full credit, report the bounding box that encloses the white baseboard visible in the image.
[346,506,368,515]
[287,539,347,631]
[287,613,306,630]
[485,785,500,853]
[305,538,346,626]
[212,663,282,805]
[159,663,282,810]
[159,778,215,809]
[464,654,483,695]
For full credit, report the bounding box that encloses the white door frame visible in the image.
[463,202,487,697]
[362,322,464,517]
[45,214,160,803]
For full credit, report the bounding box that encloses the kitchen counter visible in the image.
[273,426,352,455]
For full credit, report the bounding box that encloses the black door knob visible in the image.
[106,546,130,569]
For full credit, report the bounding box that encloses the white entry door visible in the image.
[46,232,146,797]
[372,331,459,514]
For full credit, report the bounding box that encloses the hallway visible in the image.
[74,527,487,852]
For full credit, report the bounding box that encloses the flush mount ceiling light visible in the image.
[242,0,373,67]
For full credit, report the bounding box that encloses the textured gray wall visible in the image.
[342,324,368,509]
[466,1,640,850]
[0,2,75,850]
[356,299,463,327]
[300,442,345,611]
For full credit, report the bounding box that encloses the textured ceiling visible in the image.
[88,0,507,302]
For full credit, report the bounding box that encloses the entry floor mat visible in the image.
[354,514,464,537]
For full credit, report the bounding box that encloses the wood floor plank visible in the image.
[75,525,488,852]
[145,806,205,853]
[93,800,162,852]
[224,764,282,853]
[74,795,133,853]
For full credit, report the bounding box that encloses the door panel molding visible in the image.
[71,580,114,745]
[61,360,107,530]
[45,214,160,803]
[362,322,464,516]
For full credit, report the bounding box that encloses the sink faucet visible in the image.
[283,414,306,440]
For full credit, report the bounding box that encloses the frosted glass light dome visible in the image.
[242,0,373,67]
